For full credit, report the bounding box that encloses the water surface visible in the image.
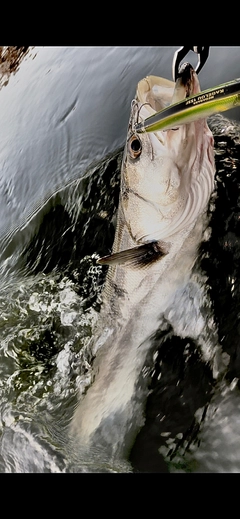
[0,47,240,472]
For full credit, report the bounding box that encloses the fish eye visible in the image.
[128,134,142,159]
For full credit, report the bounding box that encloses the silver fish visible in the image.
[70,63,215,467]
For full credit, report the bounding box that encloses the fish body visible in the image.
[70,63,216,465]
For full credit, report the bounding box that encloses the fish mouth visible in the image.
[173,62,200,101]
[136,62,200,123]
[176,62,195,97]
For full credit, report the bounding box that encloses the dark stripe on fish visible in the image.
[97,241,170,268]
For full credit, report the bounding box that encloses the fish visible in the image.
[69,62,216,467]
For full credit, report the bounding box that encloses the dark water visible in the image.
[0,47,240,472]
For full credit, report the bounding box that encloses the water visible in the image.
[0,271,98,472]
[0,146,123,472]
[0,47,240,472]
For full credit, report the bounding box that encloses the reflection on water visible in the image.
[1,47,240,471]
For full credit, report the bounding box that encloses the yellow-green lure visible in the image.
[134,77,240,133]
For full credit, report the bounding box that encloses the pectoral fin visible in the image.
[97,241,170,268]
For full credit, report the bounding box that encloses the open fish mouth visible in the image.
[120,62,216,245]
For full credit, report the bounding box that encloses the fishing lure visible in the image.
[134,76,240,134]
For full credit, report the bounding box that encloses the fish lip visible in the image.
[176,62,195,97]
[177,62,194,84]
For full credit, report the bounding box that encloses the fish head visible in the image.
[120,63,215,244]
